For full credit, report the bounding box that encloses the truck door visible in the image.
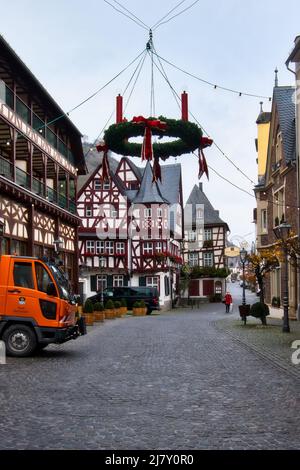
[5,260,40,321]
[5,259,60,326]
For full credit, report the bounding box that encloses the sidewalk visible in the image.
[214,283,300,380]
[214,315,300,380]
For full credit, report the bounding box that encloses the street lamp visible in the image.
[240,248,247,306]
[0,220,5,256]
[273,222,291,333]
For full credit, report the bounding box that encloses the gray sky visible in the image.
[1,0,300,247]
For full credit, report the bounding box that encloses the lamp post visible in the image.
[0,220,5,256]
[99,257,106,305]
[273,222,291,333]
[240,248,247,306]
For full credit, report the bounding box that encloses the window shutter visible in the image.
[107,275,113,287]
[139,276,146,287]
[164,276,170,296]
[90,275,97,292]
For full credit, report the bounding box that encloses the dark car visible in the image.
[87,286,160,315]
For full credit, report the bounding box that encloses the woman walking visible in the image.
[224,292,233,313]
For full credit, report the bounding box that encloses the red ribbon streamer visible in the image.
[198,137,213,181]
[96,143,110,181]
[132,116,167,161]
[152,158,162,183]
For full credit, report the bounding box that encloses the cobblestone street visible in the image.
[0,285,299,450]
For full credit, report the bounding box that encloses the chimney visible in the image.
[199,183,203,191]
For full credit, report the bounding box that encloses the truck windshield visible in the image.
[49,265,72,302]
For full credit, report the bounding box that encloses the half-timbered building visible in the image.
[183,183,229,299]
[77,151,183,309]
[0,35,85,289]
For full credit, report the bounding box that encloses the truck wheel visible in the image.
[3,324,37,357]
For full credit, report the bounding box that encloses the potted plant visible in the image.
[120,298,127,316]
[105,299,115,319]
[132,301,142,316]
[139,300,147,316]
[250,302,270,326]
[82,299,94,326]
[114,301,122,317]
[94,302,105,322]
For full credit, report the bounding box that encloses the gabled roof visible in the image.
[158,164,182,205]
[121,157,143,180]
[132,162,170,204]
[77,152,121,196]
[186,183,229,229]
[273,86,296,162]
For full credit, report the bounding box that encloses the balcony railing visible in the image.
[0,79,76,165]
[0,155,76,214]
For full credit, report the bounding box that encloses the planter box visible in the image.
[94,312,105,322]
[238,305,251,317]
[105,310,115,319]
[133,308,147,316]
[82,313,94,326]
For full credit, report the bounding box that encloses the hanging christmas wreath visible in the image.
[104,116,203,160]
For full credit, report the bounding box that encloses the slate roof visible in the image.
[185,183,229,229]
[77,146,119,190]
[273,86,296,162]
[132,162,170,204]
[256,112,271,125]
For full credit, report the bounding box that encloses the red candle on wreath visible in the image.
[116,94,123,124]
[181,91,188,122]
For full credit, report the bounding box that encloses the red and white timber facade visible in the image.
[77,154,183,309]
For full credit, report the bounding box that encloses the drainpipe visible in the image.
[285,58,300,320]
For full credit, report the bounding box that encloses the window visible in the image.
[156,242,162,252]
[164,276,170,296]
[103,180,110,190]
[35,263,54,294]
[188,231,196,242]
[99,257,106,268]
[146,276,159,288]
[113,275,124,287]
[86,241,95,254]
[143,242,153,255]
[86,205,93,217]
[97,275,107,291]
[111,207,118,218]
[144,208,152,218]
[261,209,267,234]
[204,229,212,241]
[275,131,282,163]
[116,242,125,254]
[13,262,34,289]
[96,241,105,254]
[94,179,102,190]
[196,208,204,220]
[157,208,163,218]
[189,253,198,267]
[203,252,214,267]
[274,188,284,225]
[105,241,114,254]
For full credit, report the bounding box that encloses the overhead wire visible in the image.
[111,0,149,29]
[153,0,200,30]
[151,0,187,30]
[103,0,148,30]
[151,50,272,101]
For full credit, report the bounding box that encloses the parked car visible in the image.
[87,286,160,315]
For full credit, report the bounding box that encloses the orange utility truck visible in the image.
[0,255,86,357]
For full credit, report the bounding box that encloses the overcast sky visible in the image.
[1,0,300,248]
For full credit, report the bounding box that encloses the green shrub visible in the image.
[83,299,94,313]
[121,298,127,307]
[133,301,141,308]
[209,294,222,303]
[105,300,115,310]
[272,296,281,308]
[140,300,146,308]
[250,302,270,325]
[114,301,121,309]
[94,302,104,311]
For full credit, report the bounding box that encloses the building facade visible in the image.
[183,183,229,299]
[254,84,298,319]
[77,152,183,309]
[0,35,85,289]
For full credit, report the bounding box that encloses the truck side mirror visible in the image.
[47,282,57,297]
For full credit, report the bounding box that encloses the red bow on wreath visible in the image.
[96,143,110,181]
[198,137,213,181]
[132,116,167,183]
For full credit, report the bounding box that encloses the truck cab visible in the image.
[0,255,85,357]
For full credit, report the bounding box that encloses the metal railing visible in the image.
[0,155,76,214]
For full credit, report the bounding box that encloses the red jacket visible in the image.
[225,294,232,305]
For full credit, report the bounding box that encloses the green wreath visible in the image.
[104,116,203,160]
